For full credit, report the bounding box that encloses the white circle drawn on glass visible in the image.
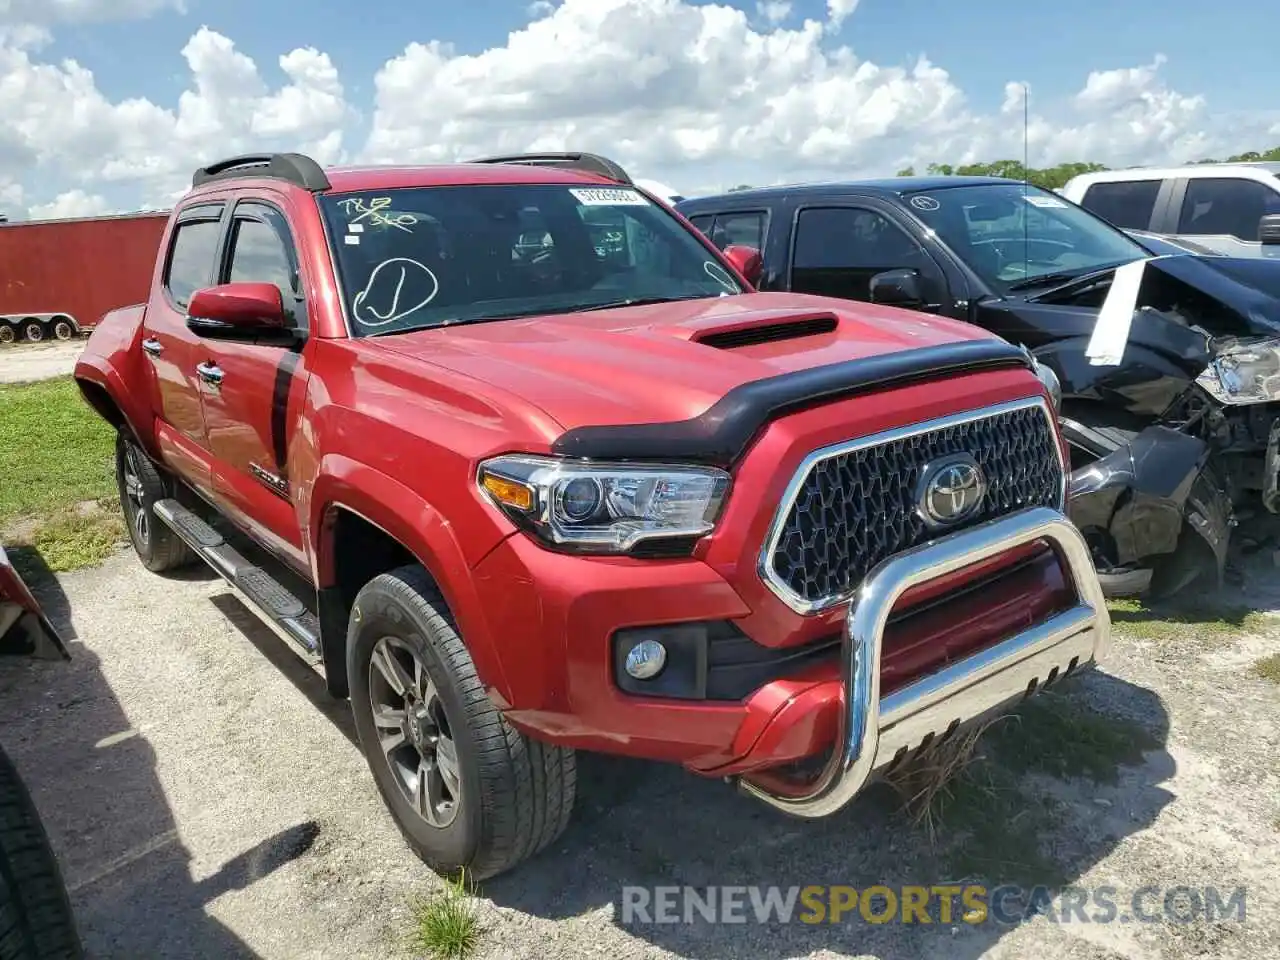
[704,261,739,292]
[910,195,940,212]
[352,258,439,327]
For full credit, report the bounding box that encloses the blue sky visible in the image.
[47,0,1275,116]
[4,0,1277,217]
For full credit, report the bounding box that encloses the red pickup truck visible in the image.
[73,151,1112,881]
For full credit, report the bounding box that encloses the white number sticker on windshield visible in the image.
[570,188,650,207]
[1025,195,1068,209]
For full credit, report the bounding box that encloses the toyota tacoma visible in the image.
[73,151,1111,880]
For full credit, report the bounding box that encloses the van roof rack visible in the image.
[192,152,331,191]
[465,152,633,185]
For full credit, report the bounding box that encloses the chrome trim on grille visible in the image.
[756,395,1065,616]
[738,505,1110,818]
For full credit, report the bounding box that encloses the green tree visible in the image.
[895,147,1280,190]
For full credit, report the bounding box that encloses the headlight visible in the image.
[1197,338,1280,405]
[477,454,731,554]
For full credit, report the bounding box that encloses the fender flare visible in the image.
[309,455,513,705]
[72,358,158,460]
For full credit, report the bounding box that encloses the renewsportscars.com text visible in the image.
[619,884,1247,926]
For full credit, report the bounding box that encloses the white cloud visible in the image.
[1,0,1277,219]
[826,0,859,27]
[27,189,110,220]
[757,1,791,23]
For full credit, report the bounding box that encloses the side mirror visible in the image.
[722,244,763,287]
[1260,213,1280,245]
[869,268,925,308]
[186,282,293,342]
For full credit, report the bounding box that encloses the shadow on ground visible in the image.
[0,557,319,960]
[479,668,1175,960]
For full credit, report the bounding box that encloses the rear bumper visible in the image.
[738,506,1110,817]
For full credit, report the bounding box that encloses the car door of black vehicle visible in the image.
[787,202,952,312]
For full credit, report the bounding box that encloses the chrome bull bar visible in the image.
[739,506,1111,818]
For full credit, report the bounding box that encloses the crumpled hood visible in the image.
[1030,253,1280,337]
[360,292,1001,431]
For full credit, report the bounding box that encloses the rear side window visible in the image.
[1080,180,1161,229]
[165,217,222,307]
[1177,177,1280,241]
[686,214,714,236]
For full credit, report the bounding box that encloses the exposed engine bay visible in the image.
[983,253,1280,596]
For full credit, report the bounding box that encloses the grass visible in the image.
[410,871,483,960]
[0,377,120,574]
[1252,653,1280,685]
[1106,596,1271,642]
[889,686,1158,888]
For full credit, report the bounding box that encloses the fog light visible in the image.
[624,639,667,679]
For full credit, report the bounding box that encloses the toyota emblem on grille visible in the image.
[917,454,987,528]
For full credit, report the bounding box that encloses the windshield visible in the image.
[901,182,1149,293]
[318,183,743,336]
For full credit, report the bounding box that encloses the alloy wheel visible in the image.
[121,446,150,545]
[368,636,461,828]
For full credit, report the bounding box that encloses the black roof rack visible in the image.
[465,152,633,185]
[192,152,331,191]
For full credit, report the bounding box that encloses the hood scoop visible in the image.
[693,313,839,350]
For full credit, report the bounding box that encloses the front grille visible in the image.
[766,400,1063,610]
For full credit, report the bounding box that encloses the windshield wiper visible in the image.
[1005,271,1090,292]
[567,294,716,312]
[1005,259,1137,293]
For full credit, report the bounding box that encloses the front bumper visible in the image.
[738,506,1110,818]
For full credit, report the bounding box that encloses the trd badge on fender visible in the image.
[917,453,987,528]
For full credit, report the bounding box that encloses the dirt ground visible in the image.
[0,339,85,384]
[1,540,1278,959]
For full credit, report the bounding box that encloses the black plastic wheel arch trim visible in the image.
[551,338,1035,467]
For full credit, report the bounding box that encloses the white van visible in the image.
[1061,162,1280,258]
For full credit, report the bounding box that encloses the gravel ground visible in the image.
[1,541,1278,960]
[0,339,84,384]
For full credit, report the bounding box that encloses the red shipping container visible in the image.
[0,212,169,342]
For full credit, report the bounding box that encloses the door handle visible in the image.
[196,361,224,386]
[141,337,163,357]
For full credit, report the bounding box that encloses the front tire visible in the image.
[0,744,83,960]
[114,434,195,573]
[348,565,576,881]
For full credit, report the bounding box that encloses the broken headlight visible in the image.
[1197,338,1280,405]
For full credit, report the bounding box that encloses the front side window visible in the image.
[1080,179,1162,229]
[902,183,1149,293]
[791,206,928,301]
[1177,177,1280,241]
[227,217,297,297]
[318,184,743,337]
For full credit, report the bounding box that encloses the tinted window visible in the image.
[165,218,222,306]
[1177,178,1280,241]
[227,218,297,296]
[318,184,743,337]
[707,212,767,250]
[791,207,926,301]
[1080,180,1161,229]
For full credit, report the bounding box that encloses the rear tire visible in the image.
[347,565,576,881]
[0,744,84,960]
[0,327,13,345]
[114,434,195,573]
[20,323,41,344]
[51,320,73,342]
